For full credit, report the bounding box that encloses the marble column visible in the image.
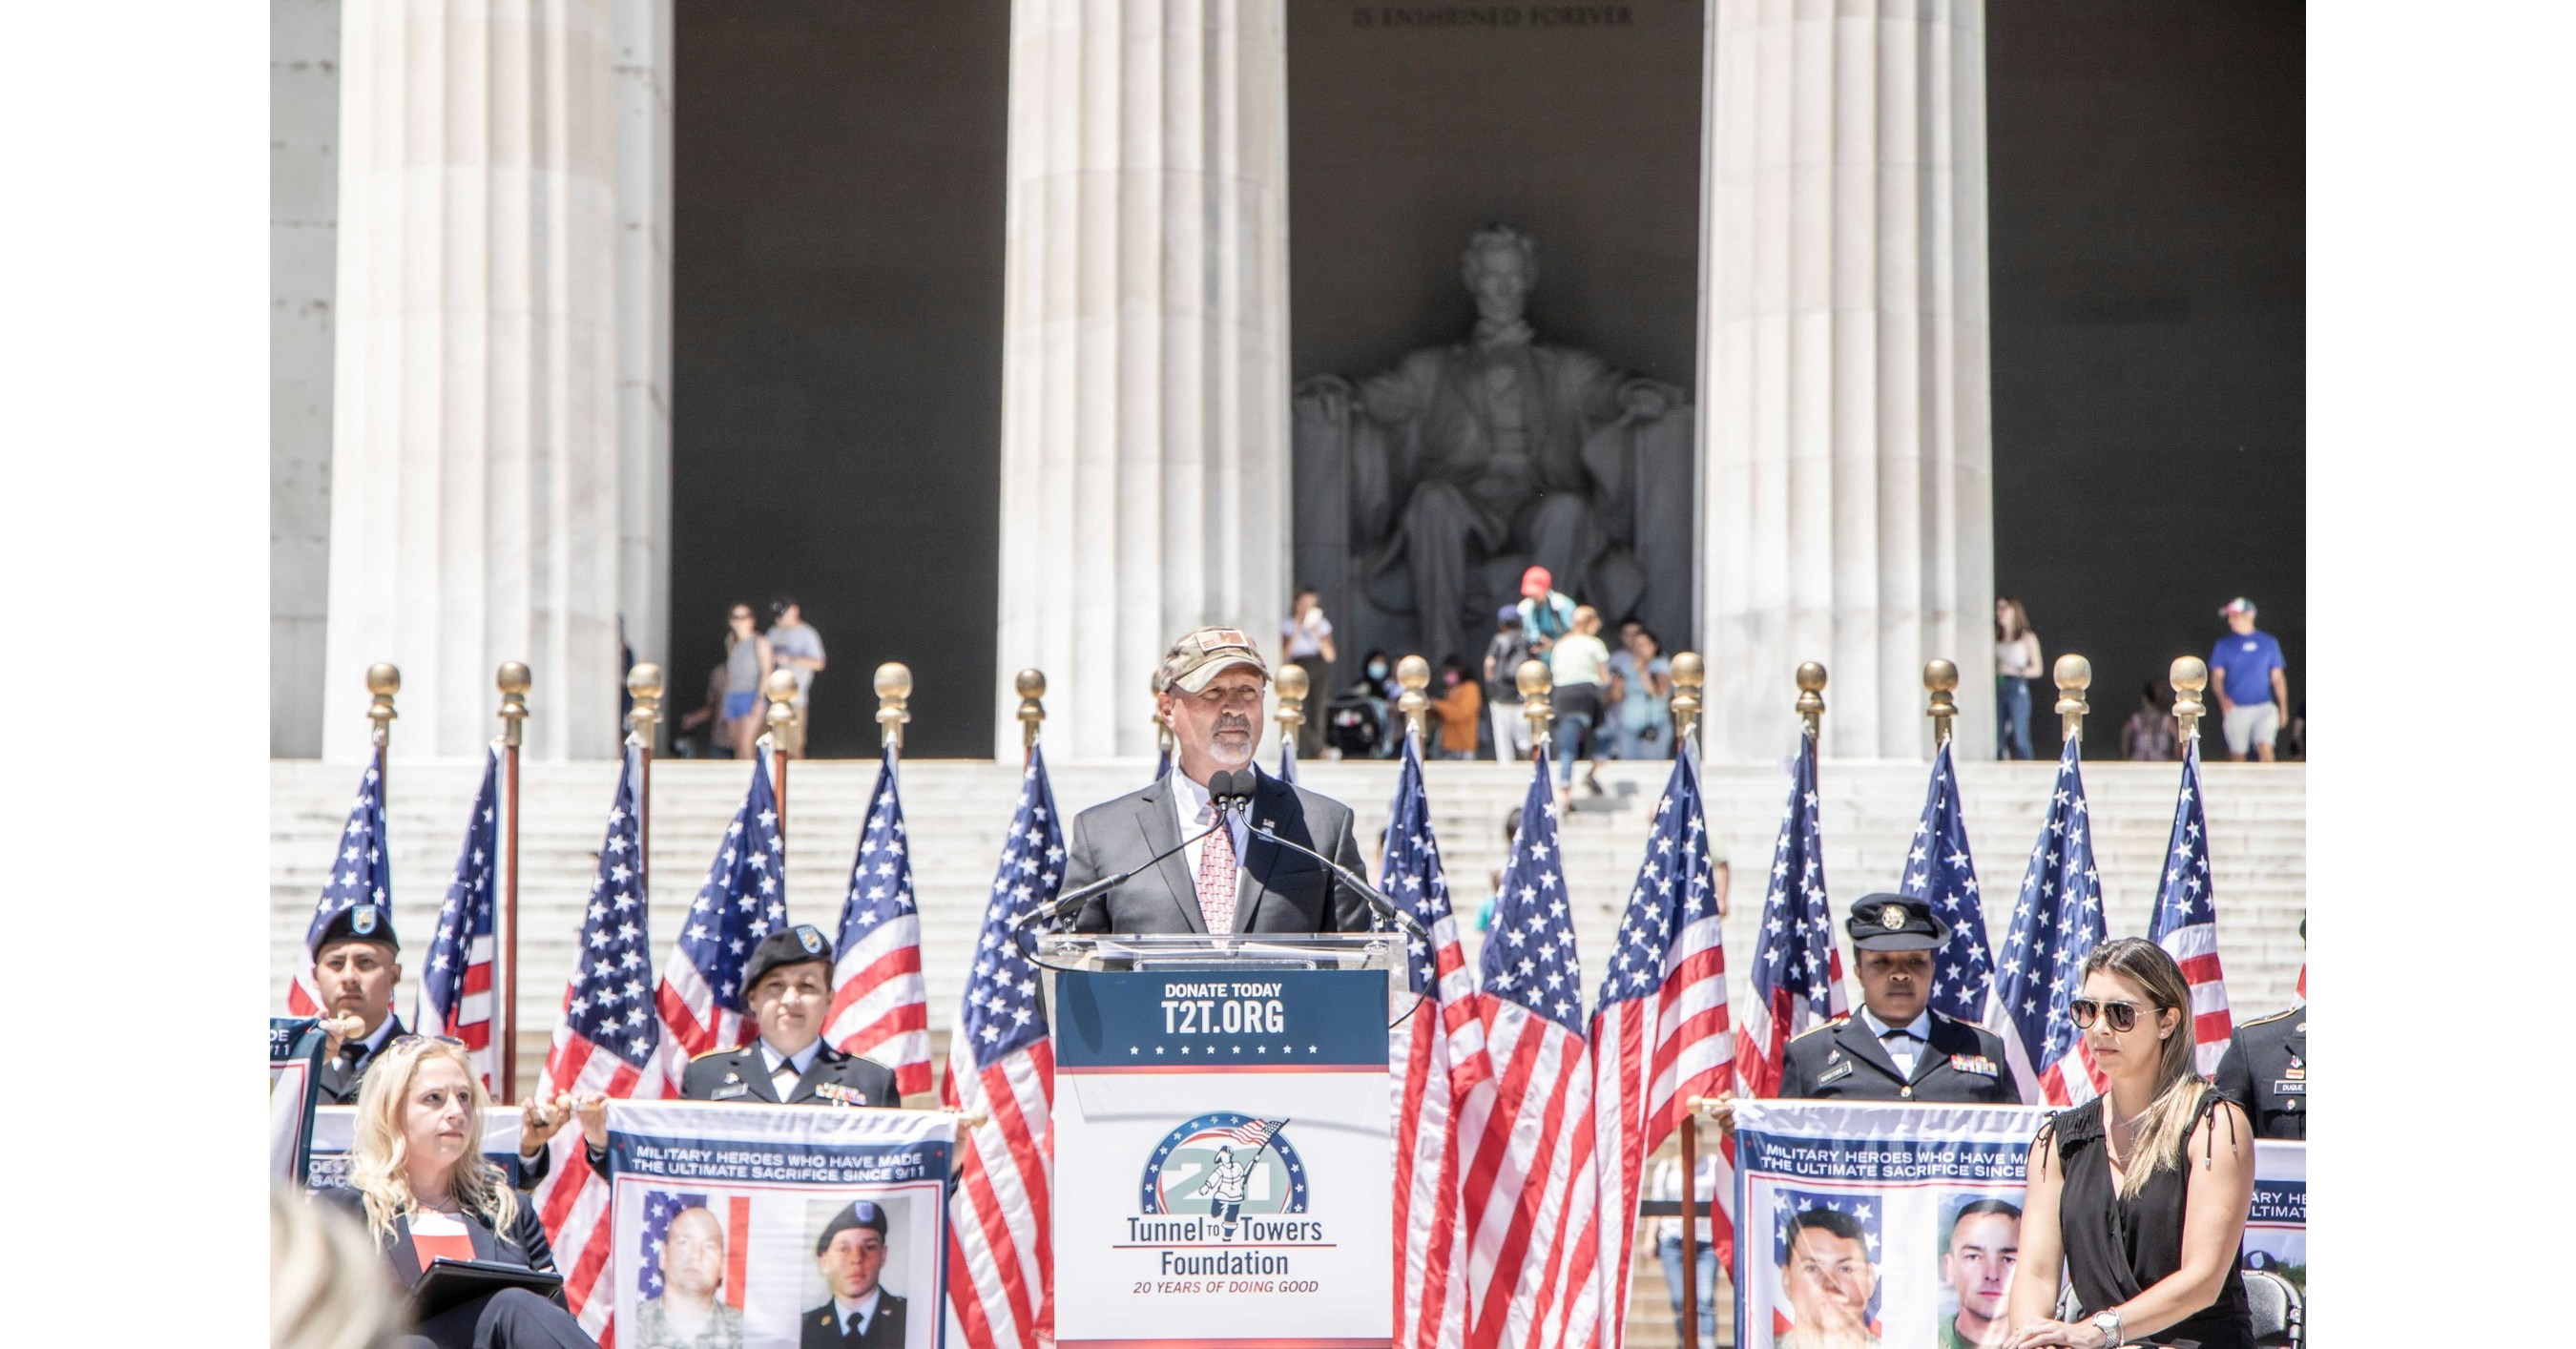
[613,0,673,682]
[272,0,341,758]
[992,0,1294,760]
[1695,0,1997,762]
[322,0,625,762]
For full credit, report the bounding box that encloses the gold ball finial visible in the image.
[1670,651,1705,693]
[2053,654,2092,693]
[875,661,914,703]
[626,661,664,748]
[875,661,914,755]
[364,663,401,750]
[1275,662,1310,702]
[766,668,800,704]
[1670,651,1705,751]
[497,661,531,696]
[496,661,532,748]
[1923,658,1960,748]
[366,662,402,697]
[1016,668,1048,752]
[1015,668,1047,700]
[1515,657,1554,702]
[1796,661,1828,695]
[2169,655,2209,742]
[1396,654,1432,743]
[1396,654,1431,693]
[1794,661,1828,738]
[2053,654,2092,743]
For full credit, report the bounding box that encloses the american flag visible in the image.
[2150,735,2233,1074]
[634,1191,748,1310]
[1990,735,2107,1106]
[942,747,1063,1349]
[417,743,502,1092]
[534,737,664,1341]
[1457,749,1603,1349]
[1383,736,1477,1349]
[288,761,389,1015]
[1902,739,1994,1023]
[1735,730,1844,1100]
[1590,746,1736,1347]
[1220,1117,1290,1149]
[824,747,930,1097]
[655,744,784,1083]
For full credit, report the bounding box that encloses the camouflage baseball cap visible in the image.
[1159,626,1271,694]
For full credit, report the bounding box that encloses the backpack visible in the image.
[1485,630,1534,702]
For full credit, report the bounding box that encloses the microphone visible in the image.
[1017,817,1224,932]
[1207,770,1429,944]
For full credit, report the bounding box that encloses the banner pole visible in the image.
[496,663,530,1104]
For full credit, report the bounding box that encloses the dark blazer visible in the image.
[683,1041,901,1107]
[316,1013,409,1106]
[2212,1004,2306,1139]
[801,1291,908,1349]
[315,1184,557,1292]
[1065,769,1373,934]
[1777,1009,2022,1104]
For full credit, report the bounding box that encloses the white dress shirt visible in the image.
[758,1037,823,1098]
[1858,1007,1932,1079]
[833,1287,884,1338]
[1168,768,1254,906]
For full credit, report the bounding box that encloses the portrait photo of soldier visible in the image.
[801,1198,908,1348]
[1935,1196,2021,1349]
[1774,1206,1880,1349]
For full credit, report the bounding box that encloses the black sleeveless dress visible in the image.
[2047,1090,2254,1349]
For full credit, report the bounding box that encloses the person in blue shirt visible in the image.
[2209,597,2289,762]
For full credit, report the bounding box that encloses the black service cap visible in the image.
[315,902,400,954]
[1845,893,1946,952]
[743,923,834,993]
[815,1199,888,1254]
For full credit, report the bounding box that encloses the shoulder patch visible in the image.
[690,1046,742,1063]
[2241,1006,2302,1028]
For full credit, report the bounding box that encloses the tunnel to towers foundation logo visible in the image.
[1131,1114,1323,1275]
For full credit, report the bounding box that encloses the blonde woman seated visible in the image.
[2006,940,2255,1349]
[320,1035,597,1349]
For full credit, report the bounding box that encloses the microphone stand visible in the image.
[1209,772,1431,945]
[1011,820,1227,974]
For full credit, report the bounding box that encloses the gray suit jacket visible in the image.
[1065,769,1375,934]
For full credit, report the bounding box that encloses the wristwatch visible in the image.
[2089,1309,2124,1346]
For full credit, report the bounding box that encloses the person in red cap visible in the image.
[1516,566,1577,655]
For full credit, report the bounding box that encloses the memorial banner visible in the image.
[1734,1101,2046,1349]
[1051,967,1393,1348]
[2246,1140,2305,1291]
[303,1106,524,1193]
[603,1101,955,1349]
[270,1017,323,1180]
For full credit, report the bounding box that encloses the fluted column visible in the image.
[992,0,1294,759]
[322,0,625,761]
[1696,0,1996,762]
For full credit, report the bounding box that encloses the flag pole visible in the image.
[628,662,664,898]
[365,662,401,804]
[1395,654,1430,748]
[1272,662,1307,759]
[1924,658,1959,750]
[495,663,530,1104]
[1516,658,1553,758]
[1015,668,1047,768]
[2053,654,2092,745]
[2169,654,2208,745]
[876,661,914,779]
[1796,660,1827,745]
[1671,650,1706,1347]
[764,667,800,838]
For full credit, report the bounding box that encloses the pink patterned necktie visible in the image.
[1195,801,1238,934]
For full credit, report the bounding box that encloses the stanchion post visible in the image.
[1396,654,1431,747]
[1273,662,1308,752]
[494,662,530,1104]
[1517,658,1554,758]
[2054,654,2092,745]
[2170,654,2209,744]
[1016,668,1047,762]
[1670,652,1704,758]
[1925,658,1960,749]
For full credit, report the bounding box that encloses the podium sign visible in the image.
[1051,965,1394,1348]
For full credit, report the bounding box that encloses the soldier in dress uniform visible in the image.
[2212,1005,2304,1140]
[310,903,407,1105]
[1776,894,2022,1104]
[802,1200,908,1349]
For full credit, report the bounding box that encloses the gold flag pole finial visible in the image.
[874,662,913,758]
[1924,659,1960,749]
[1796,661,1828,742]
[496,662,531,749]
[1670,651,1705,754]
[365,663,402,752]
[764,668,801,758]
[2169,655,2209,744]
[1396,654,1432,746]
[626,662,664,749]
[1273,661,1310,749]
[1517,658,1555,756]
[2054,654,2093,744]
[1015,668,1048,756]
[1153,670,1175,764]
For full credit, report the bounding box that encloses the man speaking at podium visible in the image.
[1065,627,1375,934]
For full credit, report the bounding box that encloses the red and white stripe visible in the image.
[1733,948,1844,1102]
[533,1005,668,1341]
[2158,918,2234,1076]
[652,957,746,1094]
[825,915,929,1097]
[1591,910,1735,1349]
[941,1033,1053,1349]
[1393,913,1481,1349]
[2036,1038,2107,1108]
[1457,1000,1603,1349]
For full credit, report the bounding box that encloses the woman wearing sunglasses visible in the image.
[2005,939,2254,1349]
[320,1036,598,1349]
